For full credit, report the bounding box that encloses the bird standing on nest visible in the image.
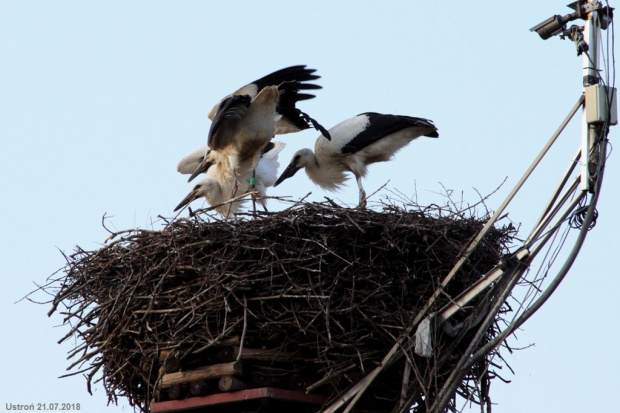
[189,85,279,199]
[275,112,439,208]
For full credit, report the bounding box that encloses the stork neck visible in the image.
[303,153,347,191]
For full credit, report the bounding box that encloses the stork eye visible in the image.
[198,156,204,163]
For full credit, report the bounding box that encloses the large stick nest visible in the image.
[44,199,517,412]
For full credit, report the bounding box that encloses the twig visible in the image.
[237,295,248,362]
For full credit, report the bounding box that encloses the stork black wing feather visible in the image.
[273,81,327,137]
[341,113,437,154]
[251,65,322,93]
[208,95,251,148]
[294,93,318,102]
[296,108,332,140]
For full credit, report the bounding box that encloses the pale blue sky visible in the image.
[1,2,618,412]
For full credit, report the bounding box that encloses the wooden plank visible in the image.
[151,387,328,413]
[160,361,243,389]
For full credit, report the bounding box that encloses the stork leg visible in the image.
[249,156,262,216]
[249,168,258,216]
[226,168,239,219]
[356,174,367,208]
[231,171,239,199]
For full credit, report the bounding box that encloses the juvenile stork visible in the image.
[274,112,439,208]
[189,77,329,191]
[175,141,285,217]
[192,85,279,198]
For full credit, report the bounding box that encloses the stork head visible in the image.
[174,179,219,212]
[274,148,313,186]
[187,149,215,183]
[177,144,210,175]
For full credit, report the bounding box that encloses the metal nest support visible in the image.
[416,3,616,411]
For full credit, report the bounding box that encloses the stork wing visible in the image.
[251,65,322,94]
[207,94,251,149]
[276,81,331,139]
[208,65,323,121]
[341,113,438,155]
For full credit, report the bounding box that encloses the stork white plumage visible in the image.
[176,143,210,175]
[253,141,286,190]
[175,141,285,217]
[275,112,439,207]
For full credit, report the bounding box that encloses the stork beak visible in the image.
[188,159,213,183]
[274,163,301,187]
[174,188,199,212]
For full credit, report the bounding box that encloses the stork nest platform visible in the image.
[42,199,517,413]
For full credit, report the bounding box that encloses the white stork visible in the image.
[193,85,279,198]
[274,112,439,207]
[175,141,285,217]
[189,79,329,192]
